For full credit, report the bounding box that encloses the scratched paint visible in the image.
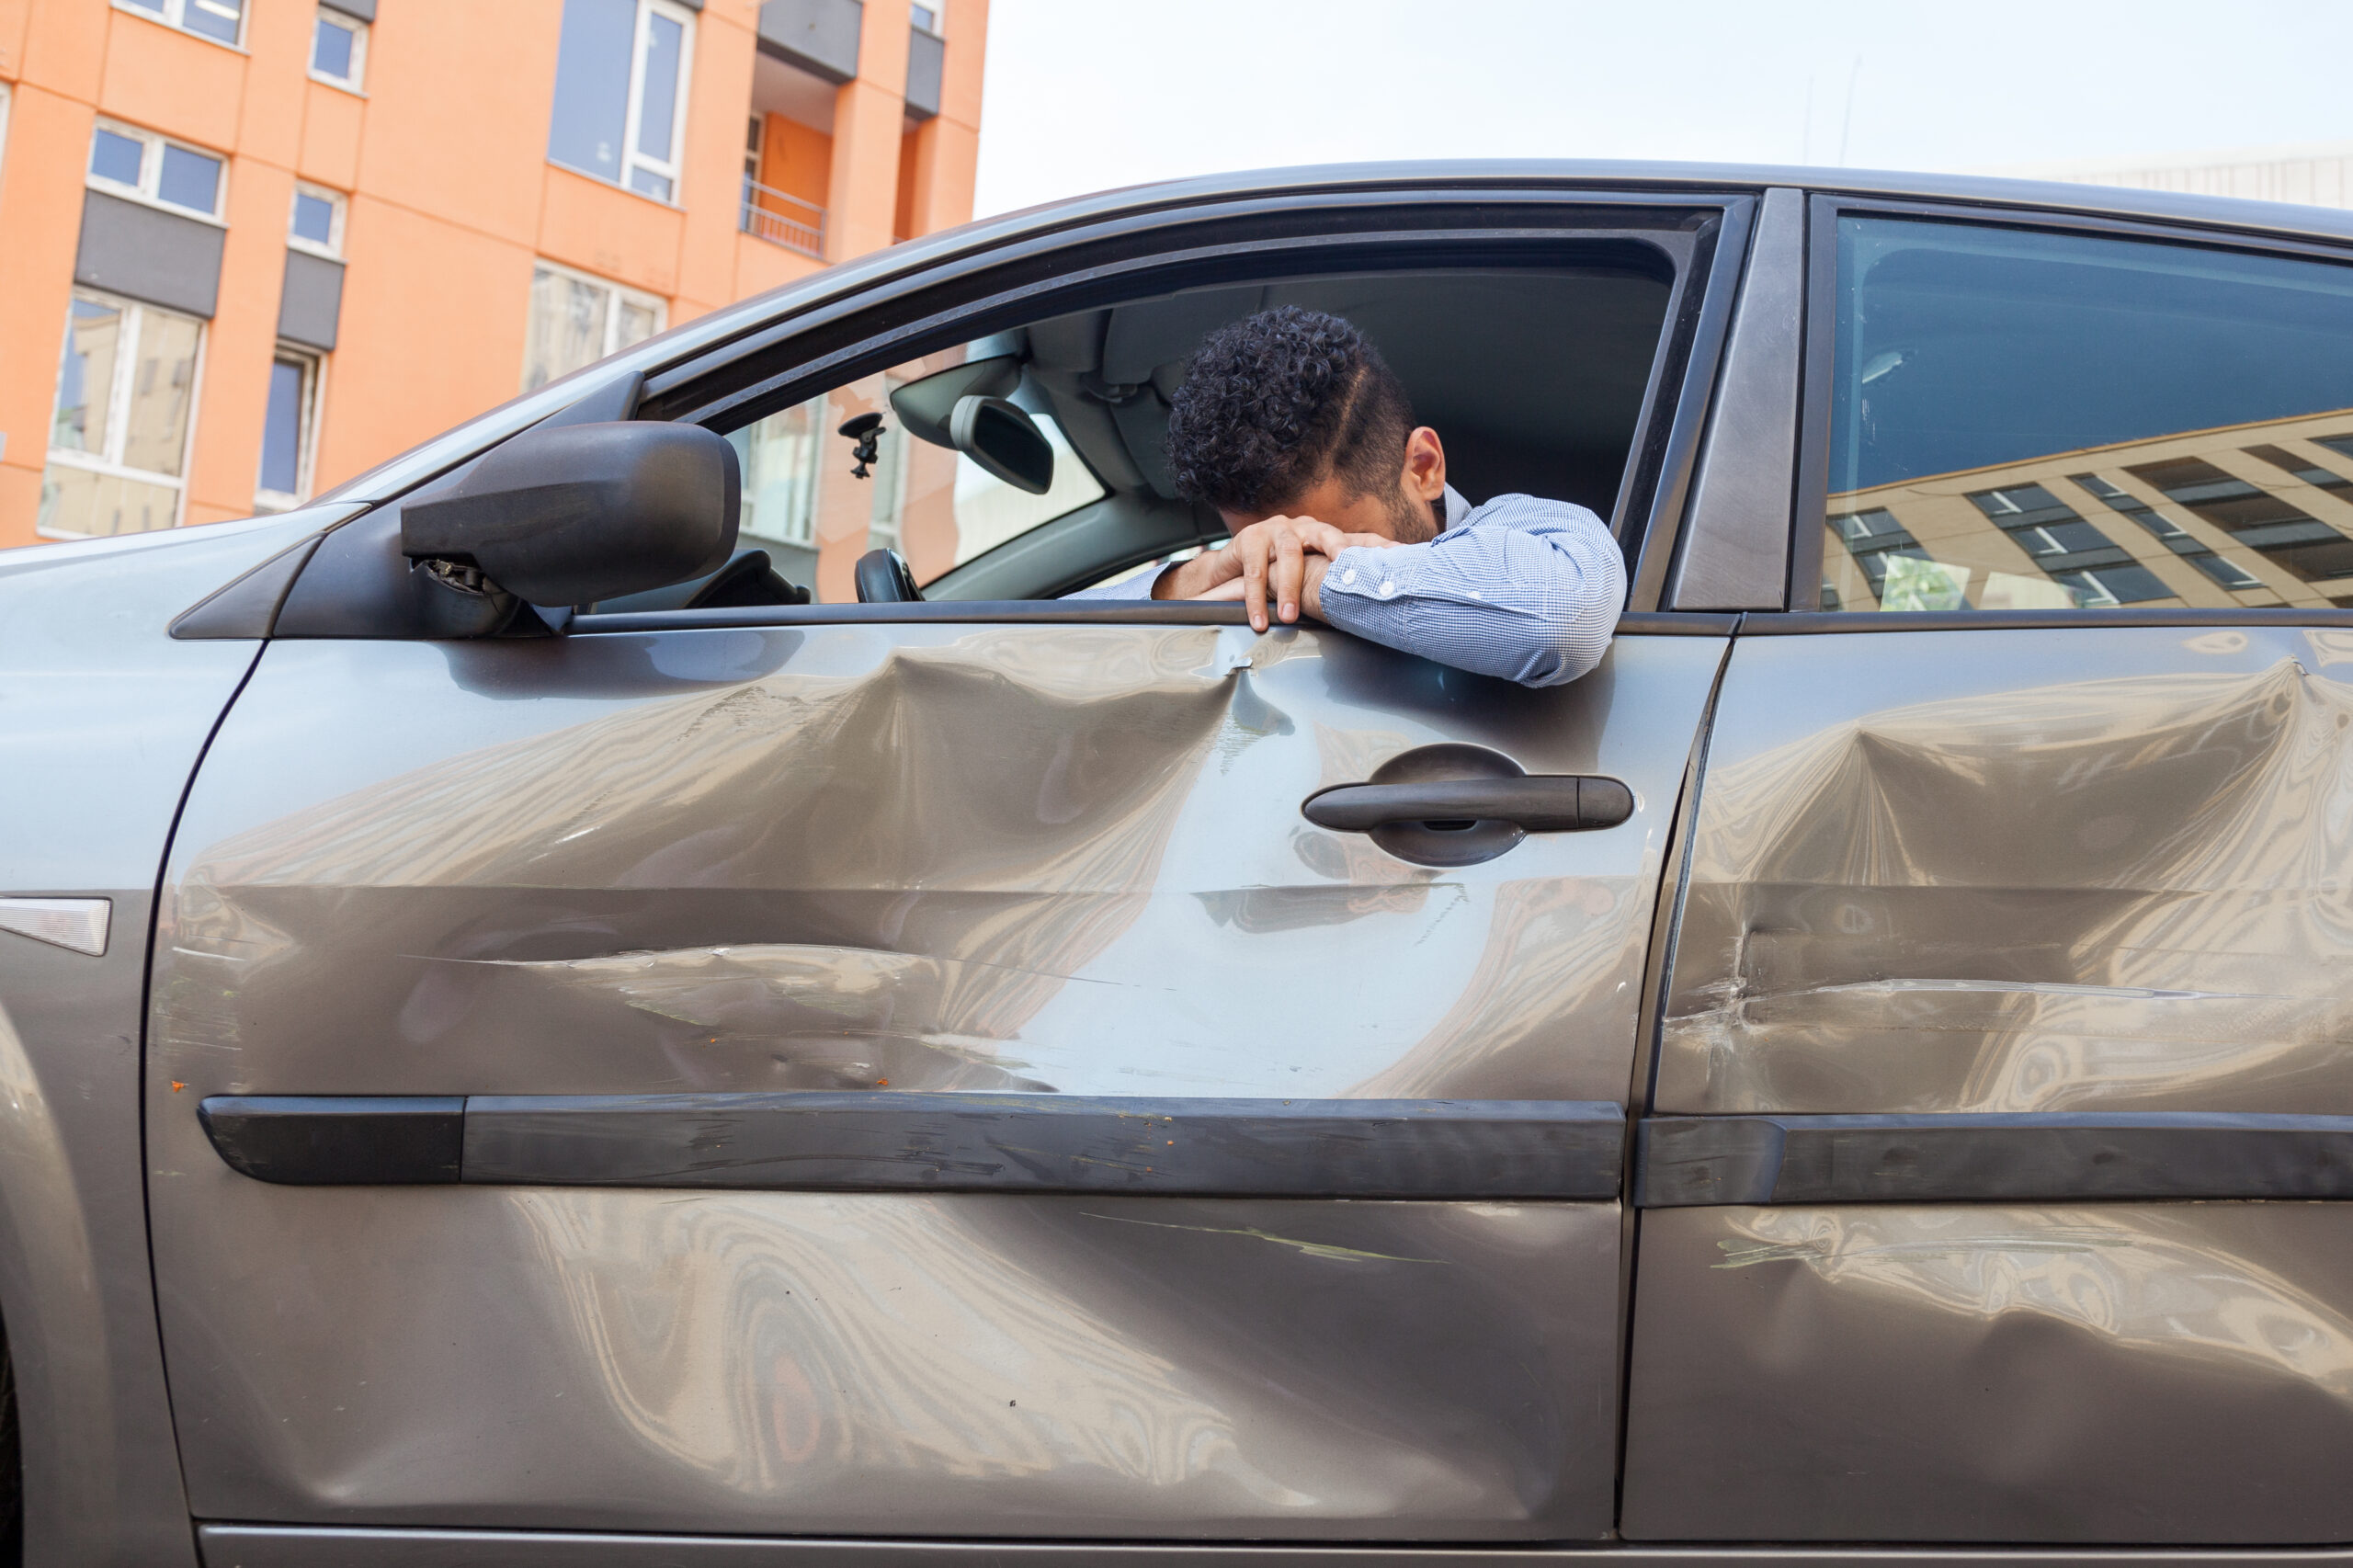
[146,623,1722,1534]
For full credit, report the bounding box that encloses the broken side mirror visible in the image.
[400,421,740,610]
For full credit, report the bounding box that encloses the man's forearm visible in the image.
[1150,551,1229,600]
[1314,504,1625,687]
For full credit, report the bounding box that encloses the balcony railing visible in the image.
[742,178,825,258]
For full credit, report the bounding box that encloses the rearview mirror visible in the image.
[401,421,739,608]
[890,354,1021,447]
[949,395,1053,495]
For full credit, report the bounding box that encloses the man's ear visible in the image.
[1402,426,1447,502]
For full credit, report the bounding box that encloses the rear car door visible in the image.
[1625,197,2353,1541]
[149,187,1746,1547]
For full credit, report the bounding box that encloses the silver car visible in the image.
[11,163,2353,1566]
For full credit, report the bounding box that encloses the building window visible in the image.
[867,387,910,551]
[521,261,665,392]
[727,395,826,549]
[310,7,368,89]
[546,0,695,202]
[40,290,203,540]
[256,349,320,512]
[88,120,223,220]
[2124,454,2353,584]
[2067,472,2261,591]
[289,184,346,257]
[911,2,942,33]
[115,0,244,48]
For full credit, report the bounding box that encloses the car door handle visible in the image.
[1302,775,1632,833]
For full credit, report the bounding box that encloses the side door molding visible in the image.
[1637,1111,2353,1206]
[202,1093,1629,1198]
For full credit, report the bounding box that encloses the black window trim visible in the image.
[243,187,1763,641]
[632,187,1755,621]
[1785,191,2353,627]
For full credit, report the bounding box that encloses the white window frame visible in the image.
[867,384,910,552]
[41,288,207,540]
[308,6,369,91]
[288,183,347,259]
[912,1,944,36]
[112,0,245,50]
[255,345,324,514]
[521,259,668,392]
[88,119,227,223]
[615,0,695,204]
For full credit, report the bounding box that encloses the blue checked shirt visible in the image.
[1068,486,1625,687]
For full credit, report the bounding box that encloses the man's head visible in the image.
[1165,307,1447,542]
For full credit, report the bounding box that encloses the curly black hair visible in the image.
[1163,307,1415,515]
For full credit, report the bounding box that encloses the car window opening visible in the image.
[601,260,1677,613]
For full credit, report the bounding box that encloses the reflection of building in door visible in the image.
[1824,409,2353,612]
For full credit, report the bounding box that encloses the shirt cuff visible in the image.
[1317,545,1411,615]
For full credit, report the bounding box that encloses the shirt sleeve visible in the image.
[1061,563,1169,601]
[1313,494,1626,687]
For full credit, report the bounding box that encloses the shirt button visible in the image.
[1377,580,1398,598]
[1342,568,1357,586]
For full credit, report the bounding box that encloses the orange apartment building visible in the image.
[0,0,987,557]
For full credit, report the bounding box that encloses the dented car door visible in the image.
[1622,205,2353,1542]
[150,617,1722,1538]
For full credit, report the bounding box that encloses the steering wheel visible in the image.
[853,548,923,604]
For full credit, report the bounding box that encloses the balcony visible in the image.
[742,178,824,258]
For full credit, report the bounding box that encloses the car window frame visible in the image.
[1775,191,2353,631]
[624,190,1750,625]
[239,187,1760,642]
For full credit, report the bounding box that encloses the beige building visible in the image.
[1996,140,2353,210]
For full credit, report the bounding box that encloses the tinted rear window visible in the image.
[1819,218,2353,612]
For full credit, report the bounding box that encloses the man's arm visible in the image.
[1313,494,1626,687]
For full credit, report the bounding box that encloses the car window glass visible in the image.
[725,343,1108,603]
[1821,218,2353,612]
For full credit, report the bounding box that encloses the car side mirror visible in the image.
[949,395,1053,495]
[400,421,739,608]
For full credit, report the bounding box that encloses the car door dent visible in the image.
[1656,631,2353,1116]
[150,627,1720,1535]
[1626,623,2353,1542]
[1625,1203,2353,1541]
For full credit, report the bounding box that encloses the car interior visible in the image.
[596,256,1677,613]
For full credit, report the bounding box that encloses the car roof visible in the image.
[974,157,2353,245]
[324,159,2353,506]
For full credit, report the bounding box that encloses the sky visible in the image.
[971,0,2353,218]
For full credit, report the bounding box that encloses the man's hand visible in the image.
[1154,515,1397,631]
